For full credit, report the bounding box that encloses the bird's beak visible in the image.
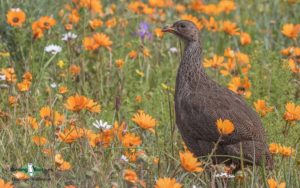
[162,25,176,33]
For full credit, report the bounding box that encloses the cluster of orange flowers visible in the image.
[32,16,56,39]
[281,23,300,73]
[269,143,295,157]
[281,46,300,73]
[17,72,32,92]
[267,178,286,188]
[39,106,65,126]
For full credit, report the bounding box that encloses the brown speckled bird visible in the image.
[162,20,273,169]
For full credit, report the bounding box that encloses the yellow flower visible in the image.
[132,110,157,132]
[154,177,182,188]
[179,150,203,172]
[216,119,235,135]
[135,69,144,77]
[57,60,65,68]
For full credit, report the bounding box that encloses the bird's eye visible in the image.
[180,24,186,28]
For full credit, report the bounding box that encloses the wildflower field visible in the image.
[0,0,300,187]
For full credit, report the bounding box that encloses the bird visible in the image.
[162,20,273,169]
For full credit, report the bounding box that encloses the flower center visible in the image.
[237,87,245,95]
[13,17,19,23]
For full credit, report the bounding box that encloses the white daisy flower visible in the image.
[93,120,112,130]
[44,44,62,54]
[0,74,6,81]
[169,47,178,53]
[61,32,77,41]
[120,155,128,162]
[50,82,57,88]
[215,172,235,178]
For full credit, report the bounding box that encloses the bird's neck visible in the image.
[176,40,208,89]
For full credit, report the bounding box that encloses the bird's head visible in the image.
[162,20,199,42]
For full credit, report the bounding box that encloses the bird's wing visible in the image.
[180,84,266,144]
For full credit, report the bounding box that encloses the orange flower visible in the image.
[0,178,13,188]
[281,24,299,39]
[59,86,68,94]
[128,50,138,59]
[85,99,101,113]
[269,143,280,154]
[132,110,157,132]
[89,19,103,29]
[218,0,236,14]
[203,55,224,69]
[122,133,142,148]
[105,17,117,28]
[32,136,48,146]
[1,68,17,83]
[17,80,31,92]
[279,146,294,157]
[128,2,147,14]
[216,119,235,135]
[78,0,103,15]
[149,0,173,8]
[175,4,186,13]
[142,48,151,57]
[26,116,39,129]
[92,33,113,49]
[83,37,99,51]
[23,72,32,81]
[58,126,84,143]
[68,9,80,24]
[228,76,252,98]
[288,59,300,73]
[13,171,29,180]
[254,100,273,117]
[222,20,240,35]
[267,178,286,188]
[58,161,72,171]
[115,59,125,69]
[240,32,252,45]
[202,17,218,32]
[69,64,81,76]
[154,28,164,38]
[179,150,203,172]
[38,16,56,30]
[135,95,142,103]
[123,169,138,184]
[8,96,17,106]
[201,4,222,16]
[55,154,72,171]
[154,177,182,188]
[32,21,44,39]
[64,95,89,112]
[180,14,203,30]
[283,102,300,121]
[6,8,26,27]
